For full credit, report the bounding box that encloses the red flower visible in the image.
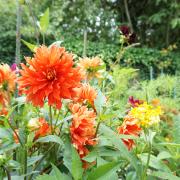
[119,25,130,36]
[117,116,141,150]
[34,118,51,140]
[69,103,97,158]
[128,96,143,108]
[18,45,84,109]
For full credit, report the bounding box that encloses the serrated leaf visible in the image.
[157,151,172,160]
[27,155,43,167]
[94,90,106,115]
[139,153,171,172]
[0,128,12,139]
[35,174,54,180]
[71,146,83,180]
[39,8,49,33]
[21,39,37,52]
[150,171,180,180]
[87,161,119,180]
[63,138,83,180]
[99,124,142,177]
[36,135,63,146]
[51,164,71,180]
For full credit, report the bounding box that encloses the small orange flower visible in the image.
[0,64,16,92]
[151,99,160,106]
[117,116,141,150]
[18,45,84,109]
[78,56,103,80]
[69,103,97,158]
[34,118,51,140]
[72,84,97,108]
[0,64,16,114]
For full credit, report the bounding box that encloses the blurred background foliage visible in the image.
[0,0,179,78]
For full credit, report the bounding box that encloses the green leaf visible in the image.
[36,135,63,146]
[51,164,71,180]
[63,137,83,180]
[87,161,119,180]
[150,171,180,180]
[83,147,120,163]
[35,174,54,180]
[71,146,83,180]
[94,90,106,115]
[97,157,107,167]
[39,8,49,33]
[139,153,171,172]
[99,124,142,177]
[27,155,43,167]
[157,151,172,160]
[173,115,180,144]
[159,143,180,148]
[0,128,11,139]
[21,39,37,52]
[49,41,63,48]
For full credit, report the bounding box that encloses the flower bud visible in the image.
[27,118,41,131]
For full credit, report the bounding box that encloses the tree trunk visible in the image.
[15,0,22,65]
[83,28,87,57]
[124,0,134,32]
[25,0,39,44]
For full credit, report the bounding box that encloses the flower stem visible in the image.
[142,131,152,180]
[49,106,53,134]
[95,122,101,138]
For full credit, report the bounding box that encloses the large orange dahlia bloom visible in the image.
[69,103,97,157]
[18,45,83,109]
[117,116,141,150]
[72,84,97,108]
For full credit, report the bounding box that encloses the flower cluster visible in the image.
[118,97,162,150]
[129,102,162,127]
[69,103,97,158]
[0,45,101,169]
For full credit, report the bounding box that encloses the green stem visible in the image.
[3,166,11,180]
[23,147,27,180]
[42,33,45,44]
[95,122,101,138]
[7,120,23,147]
[49,106,53,134]
[142,132,152,180]
[28,143,56,180]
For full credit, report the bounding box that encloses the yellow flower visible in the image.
[129,102,162,128]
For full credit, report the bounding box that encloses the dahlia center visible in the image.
[46,68,56,81]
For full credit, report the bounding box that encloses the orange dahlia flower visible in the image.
[69,103,97,158]
[0,64,16,92]
[18,45,84,109]
[0,64,16,114]
[72,84,97,108]
[34,118,51,140]
[78,56,103,80]
[117,116,141,150]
